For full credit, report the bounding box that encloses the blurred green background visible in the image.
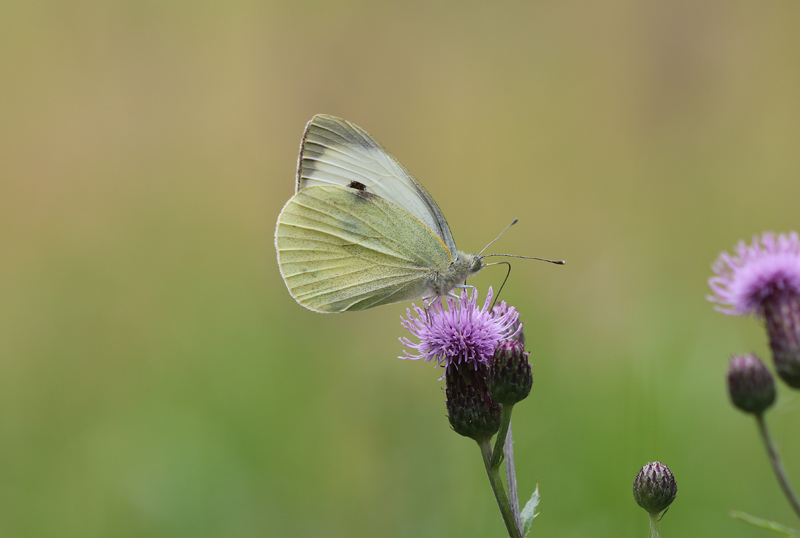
[2,0,800,536]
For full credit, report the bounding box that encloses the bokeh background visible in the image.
[2,0,800,536]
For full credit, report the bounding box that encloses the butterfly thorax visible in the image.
[426,251,483,297]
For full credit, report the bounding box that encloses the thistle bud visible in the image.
[727,354,776,415]
[633,461,677,515]
[445,365,501,441]
[488,339,533,405]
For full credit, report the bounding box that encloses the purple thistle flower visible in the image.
[399,287,521,369]
[709,232,800,388]
[708,232,800,316]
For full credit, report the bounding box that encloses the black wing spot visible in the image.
[348,181,367,191]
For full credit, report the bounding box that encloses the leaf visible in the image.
[520,484,540,536]
[730,511,800,536]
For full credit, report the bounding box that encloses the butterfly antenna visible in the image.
[482,253,565,265]
[483,261,512,310]
[478,219,519,257]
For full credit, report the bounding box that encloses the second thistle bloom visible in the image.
[709,232,800,388]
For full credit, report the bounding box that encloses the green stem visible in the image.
[478,438,524,538]
[491,403,514,468]
[756,413,800,519]
[648,512,661,538]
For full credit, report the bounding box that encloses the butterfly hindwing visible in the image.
[275,185,453,312]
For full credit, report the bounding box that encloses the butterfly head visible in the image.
[455,251,483,279]
[469,254,483,274]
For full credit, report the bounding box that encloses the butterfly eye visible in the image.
[470,257,483,273]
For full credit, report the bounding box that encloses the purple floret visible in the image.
[708,232,800,316]
[400,287,520,369]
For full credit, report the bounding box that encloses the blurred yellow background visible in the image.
[2,1,800,536]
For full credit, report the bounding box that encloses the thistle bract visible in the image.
[765,293,800,388]
[445,364,501,441]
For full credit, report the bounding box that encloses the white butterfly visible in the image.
[274,115,484,313]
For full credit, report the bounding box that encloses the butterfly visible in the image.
[274,114,491,313]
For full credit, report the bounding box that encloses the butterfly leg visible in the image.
[421,296,444,323]
[422,295,445,309]
[452,284,476,300]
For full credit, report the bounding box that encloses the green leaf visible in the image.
[730,511,800,536]
[520,484,540,536]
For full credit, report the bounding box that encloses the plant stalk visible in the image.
[478,438,523,538]
[648,512,661,538]
[491,403,514,468]
[756,413,800,519]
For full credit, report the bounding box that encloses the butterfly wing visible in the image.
[275,185,453,312]
[296,114,458,257]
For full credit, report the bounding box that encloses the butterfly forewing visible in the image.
[297,115,458,257]
[275,185,453,312]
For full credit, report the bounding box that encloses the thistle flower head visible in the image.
[399,287,521,369]
[708,232,800,317]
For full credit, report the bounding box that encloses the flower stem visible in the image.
[648,512,661,538]
[478,438,523,538]
[756,413,800,519]
[491,403,514,468]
